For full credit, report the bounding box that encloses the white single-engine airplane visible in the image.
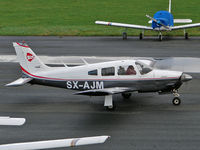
[95,0,200,41]
[6,42,192,110]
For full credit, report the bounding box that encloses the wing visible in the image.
[75,87,136,96]
[0,136,110,150]
[148,19,192,24]
[95,21,153,30]
[171,23,200,30]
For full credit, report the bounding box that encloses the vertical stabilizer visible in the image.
[13,42,49,74]
[169,0,171,13]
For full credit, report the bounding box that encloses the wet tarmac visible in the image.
[0,36,200,150]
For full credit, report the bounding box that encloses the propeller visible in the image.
[146,14,171,30]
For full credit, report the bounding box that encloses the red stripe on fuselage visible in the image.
[20,66,179,81]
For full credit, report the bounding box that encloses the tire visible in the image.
[106,105,116,111]
[185,33,188,40]
[139,33,143,40]
[172,97,181,105]
[122,93,132,99]
[105,101,116,111]
[122,32,127,40]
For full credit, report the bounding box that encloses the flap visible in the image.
[75,87,136,96]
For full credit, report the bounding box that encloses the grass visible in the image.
[0,0,200,36]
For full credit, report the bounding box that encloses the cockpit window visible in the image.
[88,69,97,76]
[118,65,137,75]
[102,67,115,76]
[135,61,152,75]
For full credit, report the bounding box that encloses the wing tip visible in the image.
[0,117,26,126]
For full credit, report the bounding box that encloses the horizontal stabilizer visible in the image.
[174,19,192,23]
[5,78,32,87]
[0,116,25,126]
[0,136,110,150]
[148,19,192,24]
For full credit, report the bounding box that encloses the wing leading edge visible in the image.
[171,23,200,30]
[95,21,153,30]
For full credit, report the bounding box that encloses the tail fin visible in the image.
[13,42,49,74]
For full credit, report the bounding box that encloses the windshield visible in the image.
[135,61,152,75]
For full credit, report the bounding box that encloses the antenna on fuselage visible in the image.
[60,60,68,67]
[169,0,171,13]
[81,58,89,65]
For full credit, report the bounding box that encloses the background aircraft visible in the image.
[0,136,109,150]
[95,0,200,41]
[6,42,192,110]
[0,116,25,126]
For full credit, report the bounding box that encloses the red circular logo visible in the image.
[26,53,34,62]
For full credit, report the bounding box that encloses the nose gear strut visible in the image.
[172,89,181,105]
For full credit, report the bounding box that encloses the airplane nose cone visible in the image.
[181,73,192,82]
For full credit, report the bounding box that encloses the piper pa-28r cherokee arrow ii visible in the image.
[6,42,192,110]
[95,0,200,41]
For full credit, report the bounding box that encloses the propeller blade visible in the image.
[0,136,110,150]
[146,14,171,30]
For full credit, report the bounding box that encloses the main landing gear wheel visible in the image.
[185,32,188,39]
[172,97,181,105]
[139,33,143,40]
[122,93,132,99]
[106,103,116,111]
[159,34,162,41]
[122,32,127,40]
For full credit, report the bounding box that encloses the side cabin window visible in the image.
[102,67,115,76]
[135,61,152,75]
[118,65,137,75]
[88,69,98,76]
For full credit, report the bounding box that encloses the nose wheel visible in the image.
[158,32,162,41]
[172,90,181,105]
[172,97,181,105]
